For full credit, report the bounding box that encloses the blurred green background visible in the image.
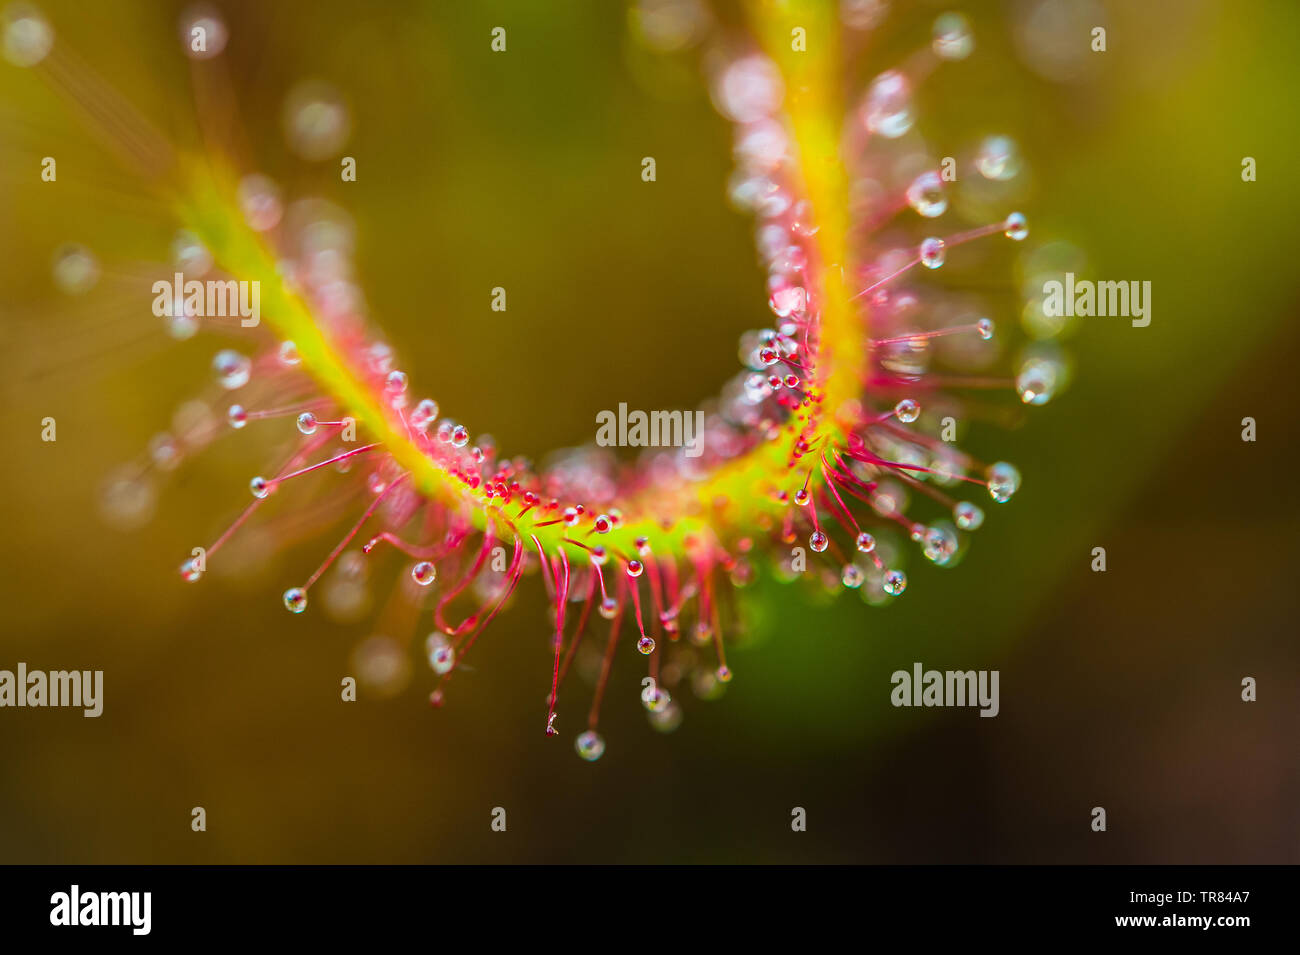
[0,0,1296,862]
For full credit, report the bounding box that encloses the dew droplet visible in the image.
[768,284,806,319]
[250,475,273,499]
[976,317,994,340]
[52,244,99,294]
[237,173,282,231]
[296,411,318,435]
[919,237,946,269]
[692,621,713,646]
[842,564,864,588]
[790,199,819,237]
[809,530,828,552]
[743,372,773,403]
[626,559,644,578]
[855,532,876,553]
[882,569,908,596]
[1003,211,1029,241]
[894,398,921,423]
[410,398,440,431]
[649,700,683,733]
[283,80,351,161]
[641,684,671,712]
[793,488,810,506]
[4,4,53,67]
[166,311,199,341]
[180,558,203,583]
[411,561,437,586]
[384,369,408,394]
[574,730,606,762]
[932,11,974,60]
[171,230,212,275]
[213,349,251,390]
[425,633,456,674]
[450,425,469,448]
[278,340,300,366]
[180,6,228,60]
[976,135,1020,181]
[637,635,656,654]
[714,53,784,124]
[862,70,913,139]
[716,665,732,683]
[841,0,887,30]
[99,470,156,530]
[149,433,181,471]
[1016,357,1060,405]
[906,170,947,218]
[954,501,984,530]
[922,525,957,565]
[283,587,308,613]
[986,461,1021,503]
[693,669,723,700]
[598,597,619,620]
[352,635,411,697]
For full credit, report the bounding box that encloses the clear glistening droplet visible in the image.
[1016,357,1060,405]
[920,237,946,269]
[932,11,974,60]
[425,633,456,674]
[986,462,1021,503]
[4,5,53,67]
[283,80,351,161]
[574,730,606,761]
[894,398,921,423]
[52,244,99,294]
[922,525,957,565]
[954,501,984,530]
[976,135,1021,181]
[237,173,282,231]
[862,70,913,139]
[283,587,308,613]
[1004,211,1029,241]
[906,170,947,218]
[213,350,251,390]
